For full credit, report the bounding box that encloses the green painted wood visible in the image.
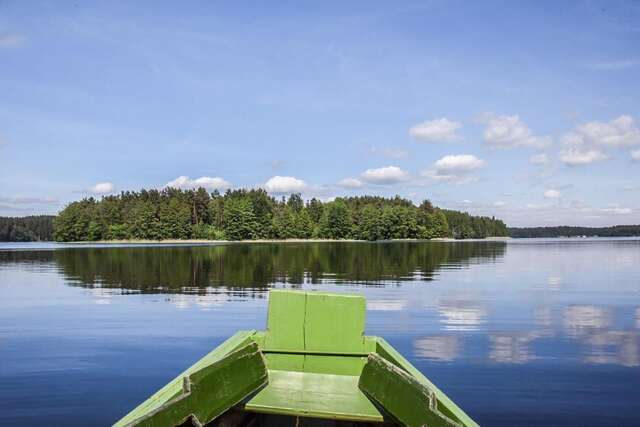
[113,330,258,427]
[122,343,268,427]
[359,353,462,427]
[263,353,305,371]
[375,338,479,427]
[264,290,306,351]
[245,369,385,422]
[304,292,366,353]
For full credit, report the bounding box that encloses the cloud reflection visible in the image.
[414,336,461,362]
[367,299,407,311]
[438,301,488,331]
[583,331,640,367]
[563,305,612,337]
[489,331,548,364]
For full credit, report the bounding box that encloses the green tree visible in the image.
[359,205,385,241]
[319,199,353,239]
[159,198,192,239]
[127,201,162,239]
[223,197,258,240]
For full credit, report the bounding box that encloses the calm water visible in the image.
[1,239,639,426]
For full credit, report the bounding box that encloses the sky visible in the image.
[1,0,639,227]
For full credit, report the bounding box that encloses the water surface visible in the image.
[1,239,639,426]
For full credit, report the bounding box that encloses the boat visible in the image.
[114,290,479,427]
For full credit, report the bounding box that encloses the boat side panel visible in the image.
[359,353,462,427]
[124,343,268,427]
[374,338,479,427]
[113,330,258,427]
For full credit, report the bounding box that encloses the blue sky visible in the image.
[1,0,639,226]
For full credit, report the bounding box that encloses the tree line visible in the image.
[0,216,55,241]
[51,187,508,242]
[508,225,640,238]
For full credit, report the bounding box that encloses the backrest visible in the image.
[264,290,366,353]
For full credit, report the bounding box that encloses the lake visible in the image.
[1,239,639,426]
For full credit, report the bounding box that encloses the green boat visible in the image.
[114,290,479,427]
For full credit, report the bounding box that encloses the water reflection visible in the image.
[437,300,488,331]
[0,241,506,292]
[563,305,613,337]
[582,331,640,367]
[414,335,462,362]
[488,331,549,364]
[2,239,640,426]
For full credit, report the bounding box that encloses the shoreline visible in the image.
[56,237,513,245]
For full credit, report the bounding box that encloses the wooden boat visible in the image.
[114,290,479,427]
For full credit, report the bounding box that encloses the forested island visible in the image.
[508,225,640,238]
[4,195,639,242]
[48,188,508,242]
[0,216,54,241]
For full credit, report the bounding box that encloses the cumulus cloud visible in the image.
[479,113,551,148]
[575,115,640,147]
[559,148,608,166]
[166,176,231,191]
[631,149,640,161]
[529,153,549,165]
[89,182,115,194]
[421,154,486,184]
[434,154,486,172]
[360,166,409,185]
[544,189,561,199]
[338,178,364,188]
[409,118,462,142]
[263,176,307,193]
[0,33,24,48]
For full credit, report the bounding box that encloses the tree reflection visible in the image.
[0,241,506,293]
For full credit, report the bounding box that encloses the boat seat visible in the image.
[243,369,385,423]
[264,290,367,353]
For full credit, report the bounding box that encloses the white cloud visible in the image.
[90,182,114,194]
[166,175,231,191]
[338,178,364,188]
[409,118,462,142]
[544,189,561,199]
[479,113,551,148]
[360,166,409,185]
[434,154,486,172]
[529,153,549,165]
[631,149,640,161]
[263,176,307,193]
[559,148,608,166]
[420,170,479,184]
[421,154,486,184]
[494,201,508,207]
[560,132,586,146]
[575,115,640,147]
[0,33,24,48]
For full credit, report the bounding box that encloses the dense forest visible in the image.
[0,216,55,241]
[52,187,508,242]
[508,225,640,238]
